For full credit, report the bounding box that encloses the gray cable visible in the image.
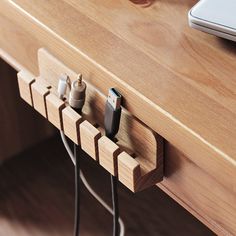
[60,131,125,236]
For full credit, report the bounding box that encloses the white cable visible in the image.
[59,131,125,236]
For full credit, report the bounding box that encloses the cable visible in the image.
[58,75,125,235]
[104,88,122,236]
[58,74,86,236]
[60,131,81,236]
[110,175,119,236]
[59,130,125,236]
[74,143,80,236]
[57,73,70,100]
[60,130,75,165]
[69,74,86,236]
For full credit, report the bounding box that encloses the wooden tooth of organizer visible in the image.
[62,106,82,145]
[16,48,164,192]
[17,70,35,106]
[98,136,121,177]
[80,120,101,161]
[46,93,66,130]
[31,79,51,119]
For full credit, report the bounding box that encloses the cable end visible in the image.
[107,88,122,110]
[69,74,86,112]
[57,73,69,99]
[105,88,122,139]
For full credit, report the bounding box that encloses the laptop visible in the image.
[188,0,236,42]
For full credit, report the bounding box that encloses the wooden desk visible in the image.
[0,0,235,235]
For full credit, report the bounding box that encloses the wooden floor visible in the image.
[0,135,214,236]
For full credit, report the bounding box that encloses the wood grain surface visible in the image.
[0,0,234,192]
[0,136,214,236]
[0,0,235,235]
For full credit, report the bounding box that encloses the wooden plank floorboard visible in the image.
[0,135,214,236]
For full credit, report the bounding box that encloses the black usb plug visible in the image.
[104,88,122,236]
[104,88,122,139]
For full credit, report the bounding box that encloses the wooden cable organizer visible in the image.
[17,48,164,192]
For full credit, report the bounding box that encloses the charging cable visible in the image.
[58,74,87,236]
[68,74,86,236]
[104,88,122,236]
[57,73,70,100]
[60,132,125,236]
[58,75,125,236]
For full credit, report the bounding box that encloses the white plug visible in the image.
[57,73,70,99]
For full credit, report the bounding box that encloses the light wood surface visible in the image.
[46,93,66,130]
[80,120,101,161]
[18,53,164,192]
[36,48,164,191]
[118,151,141,192]
[17,70,35,106]
[31,81,50,118]
[98,136,121,176]
[62,106,82,145]
[0,0,234,194]
[118,151,163,192]
[38,48,162,172]
[0,0,235,235]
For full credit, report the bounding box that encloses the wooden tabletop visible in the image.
[0,1,235,234]
[2,0,234,190]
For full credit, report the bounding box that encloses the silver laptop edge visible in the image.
[188,0,236,42]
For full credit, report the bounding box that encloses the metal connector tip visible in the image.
[77,74,82,85]
[107,88,122,110]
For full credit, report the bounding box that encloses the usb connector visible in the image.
[107,88,122,110]
[104,88,122,140]
[104,88,122,236]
